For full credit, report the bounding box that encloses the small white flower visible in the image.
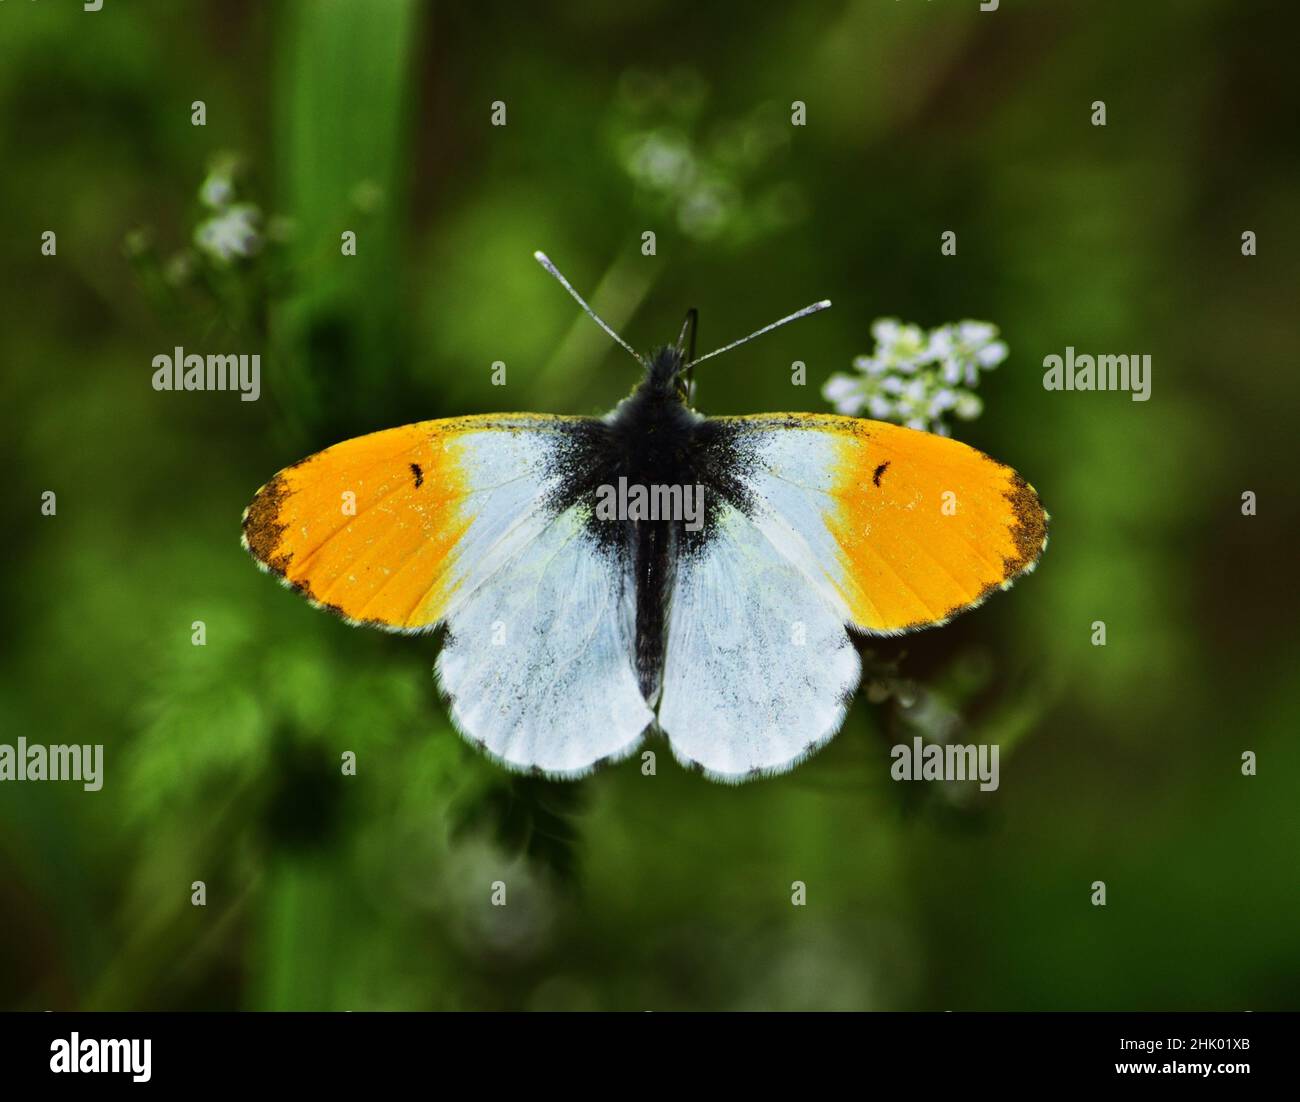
[195,203,262,263]
[822,373,865,415]
[870,318,903,344]
[977,339,1008,368]
[927,326,954,354]
[870,318,934,370]
[955,321,997,345]
[932,320,1007,386]
[198,154,242,209]
[627,131,694,191]
[867,395,895,419]
[852,354,890,376]
[929,388,957,414]
[830,315,1006,435]
[199,173,234,210]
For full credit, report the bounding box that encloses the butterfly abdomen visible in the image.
[583,369,754,709]
[632,519,675,704]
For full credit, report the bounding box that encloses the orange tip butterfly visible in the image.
[242,253,1047,782]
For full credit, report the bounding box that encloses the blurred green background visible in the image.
[2,0,1297,1011]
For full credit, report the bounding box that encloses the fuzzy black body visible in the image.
[543,346,753,705]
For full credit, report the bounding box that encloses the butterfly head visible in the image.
[645,344,692,403]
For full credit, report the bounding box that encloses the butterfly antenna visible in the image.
[676,307,699,402]
[533,251,645,366]
[685,299,832,369]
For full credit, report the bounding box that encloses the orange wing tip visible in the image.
[242,530,435,637]
[239,472,431,636]
[842,465,1049,638]
[241,472,294,577]
[967,471,1049,611]
[1000,472,1050,581]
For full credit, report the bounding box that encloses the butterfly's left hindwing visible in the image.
[657,498,861,781]
[654,413,1047,779]
[242,414,654,777]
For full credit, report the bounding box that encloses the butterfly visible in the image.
[242,252,1048,783]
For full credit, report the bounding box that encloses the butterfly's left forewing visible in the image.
[712,414,1048,633]
[242,414,653,776]
[656,413,1048,779]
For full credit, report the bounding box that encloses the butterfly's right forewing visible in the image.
[654,413,1047,779]
[243,413,653,777]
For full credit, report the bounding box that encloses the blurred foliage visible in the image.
[1,0,1298,1012]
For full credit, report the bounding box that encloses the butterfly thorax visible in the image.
[587,344,754,544]
[580,346,754,703]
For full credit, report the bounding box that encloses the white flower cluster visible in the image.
[823,319,1008,435]
[194,158,262,264]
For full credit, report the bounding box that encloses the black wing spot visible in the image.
[410,462,424,489]
[872,461,890,487]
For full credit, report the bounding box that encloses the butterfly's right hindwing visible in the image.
[435,501,653,776]
[654,413,1047,779]
[242,414,653,776]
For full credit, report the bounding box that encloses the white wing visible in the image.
[241,413,654,777]
[655,412,1046,781]
[436,503,653,778]
[656,498,861,782]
